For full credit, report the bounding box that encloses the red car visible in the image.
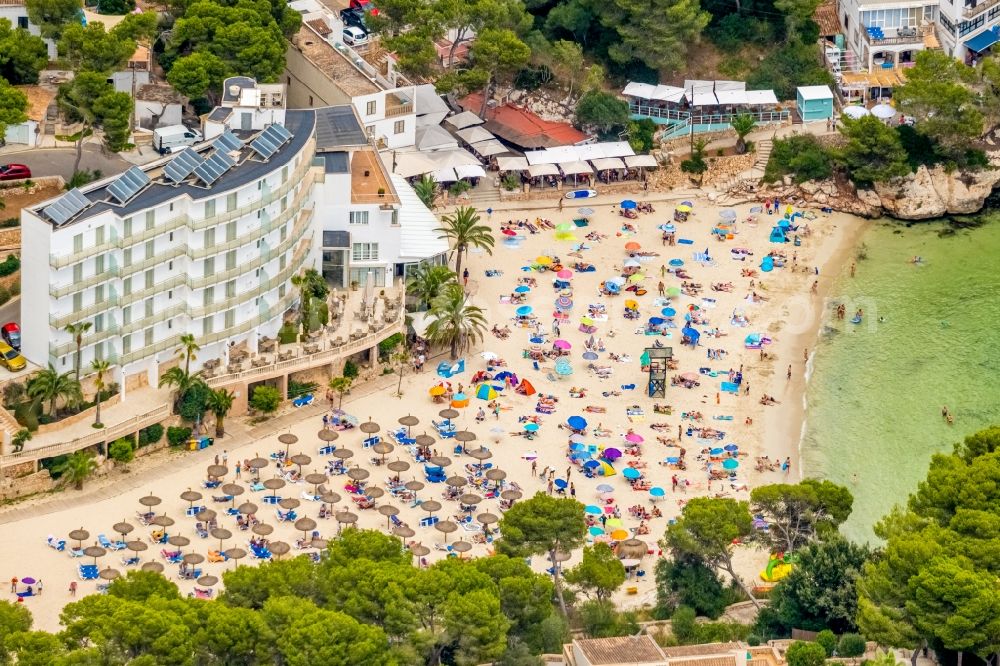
[349,0,378,15]
[1,323,19,351]
[0,164,30,181]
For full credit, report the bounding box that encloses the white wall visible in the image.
[19,210,52,367]
[4,120,37,147]
[352,89,417,149]
[136,100,182,130]
[0,6,57,59]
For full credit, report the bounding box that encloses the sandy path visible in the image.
[0,196,862,629]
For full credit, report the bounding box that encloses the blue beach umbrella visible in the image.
[516,305,533,316]
[555,478,568,489]
[724,444,739,452]
[650,487,665,498]
[723,458,740,470]
[622,467,641,480]
[669,259,684,266]
[584,460,600,470]
[648,317,665,326]
[567,416,587,430]
[710,447,724,456]
[589,526,605,536]
[582,351,598,360]
[661,307,676,317]
[523,423,539,432]
[585,505,602,515]
[620,200,637,209]
[596,484,614,493]
[514,285,530,293]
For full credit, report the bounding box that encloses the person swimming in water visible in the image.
[911,256,923,264]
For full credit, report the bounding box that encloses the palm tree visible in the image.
[177,334,200,375]
[11,428,31,453]
[425,284,488,360]
[158,367,206,413]
[26,364,83,417]
[413,174,437,208]
[393,347,411,398]
[291,268,331,336]
[731,113,757,155]
[329,376,352,410]
[91,358,111,428]
[64,321,92,378]
[55,451,98,490]
[206,388,235,438]
[435,206,494,285]
[405,263,457,311]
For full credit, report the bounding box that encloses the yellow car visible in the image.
[0,342,25,371]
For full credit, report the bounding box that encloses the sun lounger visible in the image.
[276,509,297,522]
[121,555,139,567]
[212,495,234,503]
[192,587,214,599]
[185,506,206,516]
[136,511,155,525]
[98,534,125,551]
[78,564,99,580]
[69,547,85,558]
[292,394,314,407]
[208,550,227,563]
[318,445,335,456]
[300,491,321,501]
[179,567,202,580]
[161,549,182,563]
[202,480,221,489]
[47,535,66,551]
[419,515,439,528]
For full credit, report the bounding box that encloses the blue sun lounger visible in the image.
[79,564,99,580]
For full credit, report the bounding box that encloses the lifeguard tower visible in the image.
[645,346,672,397]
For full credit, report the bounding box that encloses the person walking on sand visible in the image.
[782,457,791,475]
[9,577,16,593]
[558,198,564,212]
[531,460,537,476]
[36,580,42,596]
[811,280,818,294]
[235,464,241,479]
[787,365,792,380]
[658,281,665,297]
[463,268,469,286]
[547,478,554,495]
[850,262,856,277]
[660,265,667,278]
[69,581,76,597]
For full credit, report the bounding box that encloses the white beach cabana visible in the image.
[445,111,483,130]
[455,126,495,144]
[496,156,529,172]
[527,163,559,177]
[469,139,508,157]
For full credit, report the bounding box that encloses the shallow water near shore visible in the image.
[801,214,1000,543]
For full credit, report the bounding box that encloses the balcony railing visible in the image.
[50,234,119,268]
[964,0,1000,18]
[120,243,189,277]
[50,295,120,328]
[197,289,298,347]
[120,303,187,336]
[51,267,121,298]
[861,26,926,45]
[51,323,120,358]
[126,274,188,304]
[384,102,414,118]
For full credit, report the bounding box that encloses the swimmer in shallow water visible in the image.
[878,316,886,323]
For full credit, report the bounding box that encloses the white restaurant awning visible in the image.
[624,155,658,168]
[455,164,487,179]
[622,82,685,102]
[591,157,626,170]
[526,142,635,165]
[527,163,559,177]
[455,126,494,144]
[496,156,529,171]
[393,152,438,178]
[559,160,593,175]
[431,167,458,182]
[469,139,508,157]
[415,124,458,152]
[715,90,749,105]
[445,111,483,130]
[745,90,779,105]
[691,92,718,106]
[392,174,450,261]
[427,148,482,169]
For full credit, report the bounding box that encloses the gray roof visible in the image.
[207,107,233,122]
[222,76,257,104]
[59,110,315,225]
[314,105,367,151]
[323,152,350,174]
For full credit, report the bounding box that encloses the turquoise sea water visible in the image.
[800,215,1000,543]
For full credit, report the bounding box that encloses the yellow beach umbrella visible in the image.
[624,299,638,309]
[605,518,623,529]
[580,316,595,326]
[610,529,629,541]
[598,461,616,476]
[536,256,552,265]
[627,273,644,284]
[429,385,446,396]
[676,204,692,213]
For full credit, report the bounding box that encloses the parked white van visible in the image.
[154,125,203,154]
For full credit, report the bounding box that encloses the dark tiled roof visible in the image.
[208,107,233,122]
[62,110,315,225]
[323,152,350,173]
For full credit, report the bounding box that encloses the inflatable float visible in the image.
[565,189,597,199]
[759,552,795,582]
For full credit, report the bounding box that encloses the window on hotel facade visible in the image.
[145,298,153,318]
[145,211,155,230]
[394,120,405,134]
[145,270,154,289]
[227,221,237,241]
[123,335,131,356]
[225,309,235,329]
[124,217,133,237]
[145,328,153,346]
[226,250,236,270]
[279,254,287,271]
[279,284,286,298]
[96,227,105,245]
[281,195,288,213]
[145,240,154,260]
[73,292,82,312]
[123,248,132,267]
[204,257,215,277]
[73,233,83,253]
[95,255,105,274]
[203,317,214,336]
[94,313,104,333]
[282,166,289,182]
[280,225,287,242]
[349,267,385,287]
[205,199,216,218]
[95,284,105,303]
[204,286,214,306]
[220,281,233,300]
[349,211,369,225]
[73,263,83,283]
[123,305,131,325]
[205,228,215,247]
[352,242,378,261]
[366,100,376,115]
[227,193,237,211]
[123,277,132,296]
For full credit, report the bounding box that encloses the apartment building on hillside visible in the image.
[21,78,446,395]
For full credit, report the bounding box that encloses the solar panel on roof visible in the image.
[164,148,205,184]
[193,151,236,186]
[213,130,243,154]
[107,166,150,204]
[249,124,292,160]
[44,189,92,226]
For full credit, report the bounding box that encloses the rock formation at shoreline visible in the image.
[720,165,1000,219]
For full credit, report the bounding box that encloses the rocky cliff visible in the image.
[720,165,1000,219]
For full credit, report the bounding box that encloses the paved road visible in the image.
[0,296,18,327]
[1,145,130,181]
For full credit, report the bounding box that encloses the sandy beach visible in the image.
[0,193,864,631]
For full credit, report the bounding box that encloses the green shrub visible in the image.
[765,134,833,184]
[0,218,18,228]
[315,301,329,327]
[747,635,762,647]
[138,423,164,447]
[278,322,297,344]
[711,13,775,51]
[0,255,20,277]
[14,400,39,431]
[378,333,404,360]
[342,359,359,379]
[670,606,698,643]
[501,172,520,191]
[0,286,10,306]
[249,385,281,415]
[448,180,471,197]
[3,381,25,409]
[578,599,639,638]
[177,381,210,422]
[166,426,192,447]
[108,437,134,464]
[747,41,835,101]
[816,629,837,656]
[838,633,866,658]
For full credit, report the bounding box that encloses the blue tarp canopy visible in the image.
[966,26,1000,53]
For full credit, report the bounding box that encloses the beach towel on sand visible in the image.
[721,382,739,393]
[678,239,695,245]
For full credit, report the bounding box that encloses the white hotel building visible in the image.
[21,77,446,395]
